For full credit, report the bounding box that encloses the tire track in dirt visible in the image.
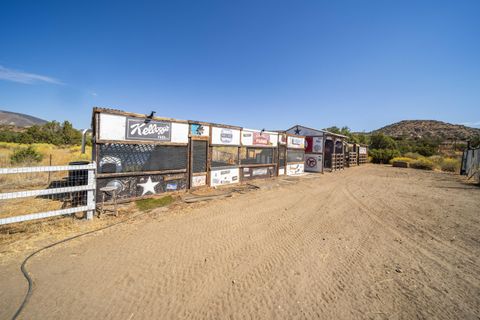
[344,175,480,289]
[182,180,343,318]
[342,171,480,318]
[5,166,479,320]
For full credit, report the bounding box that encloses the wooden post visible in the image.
[48,154,52,183]
[86,162,96,220]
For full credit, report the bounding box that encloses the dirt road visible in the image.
[1,165,479,319]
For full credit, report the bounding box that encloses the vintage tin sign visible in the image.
[125,117,171,141]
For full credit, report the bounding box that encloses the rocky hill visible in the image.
[372,120,480,141]
[0,110,47,127]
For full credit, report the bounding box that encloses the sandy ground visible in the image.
[1,165,479,320]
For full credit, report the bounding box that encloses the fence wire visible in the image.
[0,163,95,225]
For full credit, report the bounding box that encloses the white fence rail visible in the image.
[0,163,96,225]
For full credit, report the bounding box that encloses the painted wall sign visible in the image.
[253,132,270,145]
[242,129,278,146]
[190,123,210,137]
[305,153,323,173]
[287,163,304,175]
[242,166,275,180]
[286,126,325,137]
[241,131,253,145]
[96,173,187,202]
[125,117,171,141]
[359,147,367,155]
[252,167,268,176]
[98,113,188,143]
[211,127,241,145]
[210,168,240,186]
[278,134,287,145]
[191,175,207,187]
[287,136,305,149]
[305,136,323,153]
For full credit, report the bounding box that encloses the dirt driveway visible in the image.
[1,165,479,319]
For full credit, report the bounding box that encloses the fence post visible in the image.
[86,162,96,220]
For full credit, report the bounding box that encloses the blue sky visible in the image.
[0,0,479,131]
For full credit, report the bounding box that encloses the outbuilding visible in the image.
[208,123,243,187]
[358,144,368,164]
[286,125,347,172]
[240,129,279,181]
[276,132,306,175]
[92,107,190,202]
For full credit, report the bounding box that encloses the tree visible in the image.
[369,133,397,150]
[0,121,83,145]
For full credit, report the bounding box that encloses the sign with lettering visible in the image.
[287,136,305,149]
[242,129,277,146]
[192,175,207,187]
[287,163,304,175]
[211,127,241,145]
[253,132,270,145]
[125,118,171,141]
[210,168,240,186]
[241,131,253,145]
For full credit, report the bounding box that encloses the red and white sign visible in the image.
[253,132,270,145]
[305,136,323,153]
[241,129,278,146]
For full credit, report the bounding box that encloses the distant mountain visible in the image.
[0,110,47,127]
[372,120,480,141]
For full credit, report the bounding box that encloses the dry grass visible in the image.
[0,202,138,264]
[0,142,91,167]
[0,143,94,225]
[0,198,66,219]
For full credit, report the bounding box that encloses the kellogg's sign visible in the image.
[126,118,171,141]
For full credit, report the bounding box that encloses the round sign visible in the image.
[306,157,317,168]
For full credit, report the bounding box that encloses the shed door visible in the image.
[324,139,333,169]
[190,139,208,187]
[278,145,286,175]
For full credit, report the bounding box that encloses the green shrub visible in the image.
[369,149,400,164]
[389,157,414,164]
[10,146,43,165]
[440,158,460,172]
[370,133,397,150]
[403,152,422,160]
[410,158,435,170]
[428,155,443,167]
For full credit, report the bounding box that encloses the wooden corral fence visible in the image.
[0,163,96,225]
[332,154,344,171]
[461,147,480,183]
[348,152,358,166]
[358,146,368,165]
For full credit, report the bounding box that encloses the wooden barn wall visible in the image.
[94,110,190,202]
[96,173,188,202]
[241,166,276,180]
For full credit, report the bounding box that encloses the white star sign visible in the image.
[138,177,159,196]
